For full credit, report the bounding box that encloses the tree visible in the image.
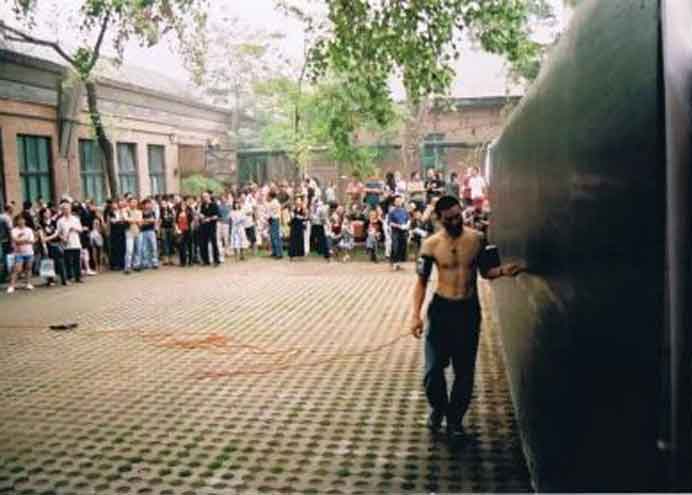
[278,0,555,175]
[257,76,400,179]
[1,0,208,197]
[192,17,291,149]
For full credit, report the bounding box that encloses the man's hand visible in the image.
[410,316,424,339]
[502,262,524,277]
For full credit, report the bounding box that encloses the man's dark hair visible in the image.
[23,200,32,210]
[59,199,70,206]
[434,195,461,216]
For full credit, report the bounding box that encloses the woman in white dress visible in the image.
[229,201,248,261]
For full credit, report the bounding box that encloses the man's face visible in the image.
[202,192,210,203]
[440,204,464,238]
[129,199,138,209]
[61,203,71,216]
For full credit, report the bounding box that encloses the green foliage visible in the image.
[306,0,552,104]
[274,0,554,179]
[180,174,225,197]
[257,75,399,177]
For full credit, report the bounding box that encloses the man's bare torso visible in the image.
[421,227,484,300]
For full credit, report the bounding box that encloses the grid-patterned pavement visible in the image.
[0,259,530,494]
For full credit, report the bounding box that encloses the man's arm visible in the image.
[477,239,523,279]
[411,240,435,338]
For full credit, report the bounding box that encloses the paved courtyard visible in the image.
[0,259,530,494]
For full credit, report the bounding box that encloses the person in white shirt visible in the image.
[468,166,487,207]
[7,214,35,293]
[56,199,84,284]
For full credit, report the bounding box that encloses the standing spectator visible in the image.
[242,193,258,257]
[56,199,83,284]
[288,197,307,261]
[191,197,202,264]
[90,217,105,273]
[365,209,383,263]
[109,199,128,270]
[433,171,446,198]
[462,166,473,207]
[217,194,231,261]
[364,175,384,211]
[408,171,425,211]
[159,198,176,266]
[39,208,66,286]
[176,197,194,267]
[199,192,220,266]
[468,166,487,207]
[338,216,354,262]
[309,198,330,261]
[388,195,411,271]
[447,171,460,198]
[328,208,343,260]
[278,182,291,206]
[410,208,428,254]
[7,214,35,293]
[395,171,408,198]
[139,198,159,270]
[79,200,97,276]
[424,168,437,204]
[384,172,397,198]
[267,190,283,259]
[123,197,142,274]
[21,200,37,230]
[346,175,364,207]
[229,201,248,261]
[325,181,337,204]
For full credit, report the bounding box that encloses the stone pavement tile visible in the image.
[0,259,530,494]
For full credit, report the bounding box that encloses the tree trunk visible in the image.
[401,99,428,176]
[85,80,118,197]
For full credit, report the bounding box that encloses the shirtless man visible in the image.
[410,195,522,440]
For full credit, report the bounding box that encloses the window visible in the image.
[117,143,138,196]
[17,135,53,203]
[422,133,447,174]
[148,145,166,195]
[79,140,107,205]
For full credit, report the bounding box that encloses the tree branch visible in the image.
[0,20,77,67]
[84,12,111,75]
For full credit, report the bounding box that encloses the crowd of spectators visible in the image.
[0,165,490,294]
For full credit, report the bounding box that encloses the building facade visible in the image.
[0,49,233,209]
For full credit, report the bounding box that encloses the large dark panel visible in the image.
[661,0,692,489]
[489,0,665,490]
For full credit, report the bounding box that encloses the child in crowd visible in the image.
[338,216,354,263]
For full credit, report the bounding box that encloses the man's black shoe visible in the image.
[426,410,444,434]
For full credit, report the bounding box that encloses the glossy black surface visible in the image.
[489,0,668,490]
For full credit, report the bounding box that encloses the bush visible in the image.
[180,174,225,196]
